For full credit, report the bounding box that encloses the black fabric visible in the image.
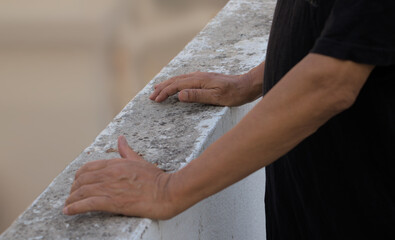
[263,0,395,239]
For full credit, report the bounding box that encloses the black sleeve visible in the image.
[311,0,395,66]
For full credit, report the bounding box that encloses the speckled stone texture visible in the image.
[0,0,275,239]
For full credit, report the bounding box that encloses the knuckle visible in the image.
[75,168,85,179]
[191,91,199,100]
[77,171,88,181]
[161,87,171,96]
[171,79,180,86]
[162,87,175,97]
[156,80,167,87]
[155,84,165,91]
[166,77,179,85]
[72,178,82,191]
[191,91,199,99]
[191,78,201,86]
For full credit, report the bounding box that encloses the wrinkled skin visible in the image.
[149,71,261,106]
[64,136,178,220]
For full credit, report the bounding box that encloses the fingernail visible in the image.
[155,96,160,102]
[63,207,68,215]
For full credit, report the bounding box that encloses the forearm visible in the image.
[169,54,373,213]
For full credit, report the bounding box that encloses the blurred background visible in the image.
[0,0,228,233]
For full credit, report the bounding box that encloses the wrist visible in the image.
[248,62,265,93]
[236,61,265,103]
[164,171,195,216]
[237,67,263,102]
[165,161,211,215]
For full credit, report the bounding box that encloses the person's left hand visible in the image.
[63,136,178,220]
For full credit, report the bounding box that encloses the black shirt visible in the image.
[263,0,395,239]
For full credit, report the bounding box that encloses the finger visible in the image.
[149,73,198,101]
[66,183,106,206]
[178,89,219,105]
[150,81,173,100]
[63,196,113,215]
[150,76,180,100]
[118,136,141,160]
[155,78,202,102]
[74,159,109,180]
[70,171,107,194]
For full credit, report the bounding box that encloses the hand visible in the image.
[63,136,178,220]
[149,70,262,106]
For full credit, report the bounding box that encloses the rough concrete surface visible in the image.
[0,0,275,239]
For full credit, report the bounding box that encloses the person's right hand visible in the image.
[149,71,262,107]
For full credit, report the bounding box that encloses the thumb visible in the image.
[118,135,140,160]
[178,89,217,104]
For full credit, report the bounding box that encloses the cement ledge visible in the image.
[0,0,275,239]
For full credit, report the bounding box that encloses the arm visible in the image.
[64,54,373,219]
[168,54,374,213]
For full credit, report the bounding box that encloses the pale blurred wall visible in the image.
[0,0,228,233]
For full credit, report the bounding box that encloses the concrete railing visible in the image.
[0,0,275,239]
